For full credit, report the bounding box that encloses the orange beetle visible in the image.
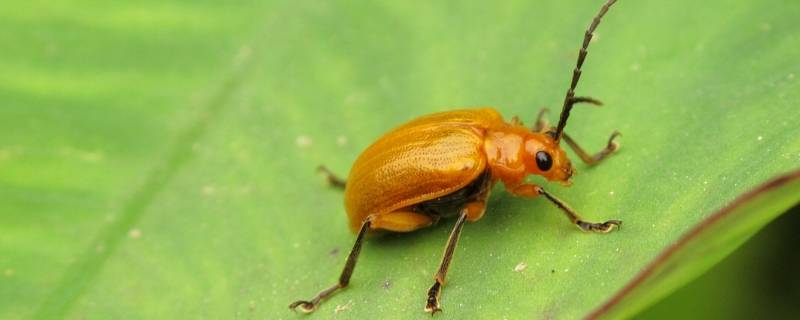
[291,0,622,314]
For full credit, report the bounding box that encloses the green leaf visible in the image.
[588,172,800,319]
[1,0,799,319]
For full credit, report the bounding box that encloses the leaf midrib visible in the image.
[31,47,255,320]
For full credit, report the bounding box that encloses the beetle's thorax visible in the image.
[483,124,574,187]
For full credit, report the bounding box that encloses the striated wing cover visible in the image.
[344,108,503,232]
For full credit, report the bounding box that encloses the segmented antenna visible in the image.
[553,0,618,141]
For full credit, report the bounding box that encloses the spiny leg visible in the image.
[562,131,621,166]
[289,217,371,313]
[317,165,346,189]
[510,184,620,233]
[425,201,485,314]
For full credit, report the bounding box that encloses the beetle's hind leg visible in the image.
[317,165,346,189]
[425,201,486,314]
[289,217,372,313]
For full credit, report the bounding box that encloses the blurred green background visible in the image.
[1,0,799,319]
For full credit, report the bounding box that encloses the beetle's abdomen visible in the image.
[343,108,504,233]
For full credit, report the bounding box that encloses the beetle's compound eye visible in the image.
[535,151,553,171]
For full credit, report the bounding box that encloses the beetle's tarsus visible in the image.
[425,281,443,315]
[578,219,622,233]
[289,300,316,313]
[425,305,442,315]
[607,130,622,151]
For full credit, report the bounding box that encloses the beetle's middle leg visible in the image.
[317,165,346,189]
[425,201,486,314]
[510,184,621,233]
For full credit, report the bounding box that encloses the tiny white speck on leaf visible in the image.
[757,136,763,141]
[128,229,142,239]
[295,135,312,147]
[609,191,615,196]
[336,135,348,146]
[334,300,353,314]
[514,262,527,272]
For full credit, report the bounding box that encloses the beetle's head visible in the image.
[524,133,574,185]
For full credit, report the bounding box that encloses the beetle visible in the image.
[290,0,622,314]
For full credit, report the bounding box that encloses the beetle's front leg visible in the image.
[425,201,486,314]
[561,131,621,166]
[510,184,621,233]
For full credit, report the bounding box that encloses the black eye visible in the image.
[535,151,552,171]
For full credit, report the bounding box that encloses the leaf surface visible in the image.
[1,0,799,319]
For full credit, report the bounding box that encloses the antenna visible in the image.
[552,0,618,141]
